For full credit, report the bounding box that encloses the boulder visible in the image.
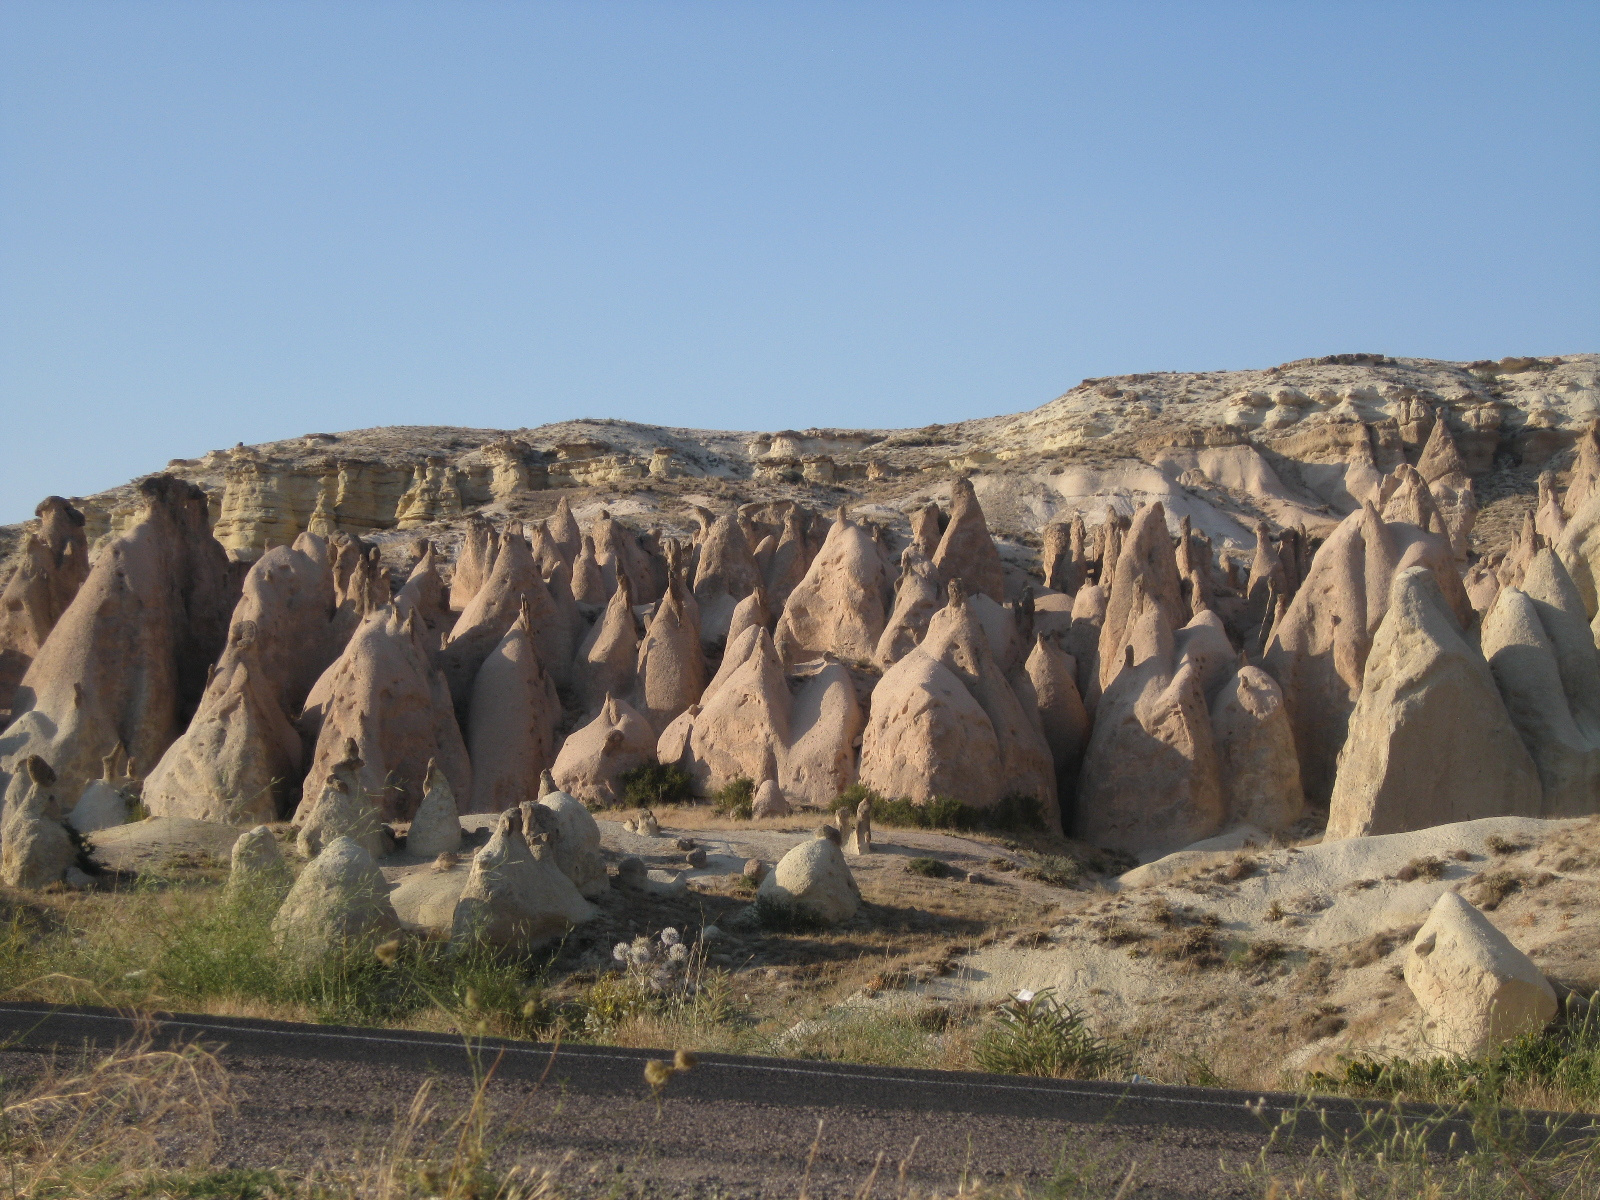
[227,825,289,893]
[466,599,561,813]
[1404,891,1556,1058]
[1327,567,1541,839]
[407,760,463,858]
[752,778,790,818]
[271,835,400,962]
[1209,665,1304,834]
[534,774,609,899]
[931,477,1004,602]
[757,829,861,924]
[775,510,891,666]
[0,756,76,888]
[68,774,129,835]
[551,695,656,807]
[449,808,597,953]
[846,798,872,855]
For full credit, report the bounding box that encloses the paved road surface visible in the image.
[0,1003,1587,1198]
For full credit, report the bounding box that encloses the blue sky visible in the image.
[2,1,1596,523]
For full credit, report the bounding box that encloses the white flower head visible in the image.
[612,943,630,962]
[667,942,689,963]
[660,927,682,946]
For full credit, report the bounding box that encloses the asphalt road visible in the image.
[0,1003,1590,1198]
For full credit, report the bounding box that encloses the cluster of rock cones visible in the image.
[6,411,1600,892]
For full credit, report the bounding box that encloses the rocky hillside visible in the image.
[17,352,1597,579]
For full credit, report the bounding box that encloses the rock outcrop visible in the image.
[1404,891,1556,1058]
[633,578,705,734]
[550,695,655,807]
[0,477,238,805]
[297,605,470,823]
[1327,567,1541,839]
[271,835,400,962]
[449,808,597,952]
[775,510,891,666]
[931,477,1004,602]
[466,599,561,813]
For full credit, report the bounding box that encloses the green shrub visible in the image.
[828,787,1045,833]
[905,857,951,878]
[1305,993,1600,1109]
[752,893,831,933]
[1020,855,1080,888]
[618,762,693,807]
[974,989,1129,1079]
[712,777,755,819]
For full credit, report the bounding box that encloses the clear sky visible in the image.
[2,2,1596,524]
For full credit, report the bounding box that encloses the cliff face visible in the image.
[9,353,1596,575]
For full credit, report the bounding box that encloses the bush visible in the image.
[905,857,951,878]
[619,763,693,807]
[752,893,831,933]
[1305,993,1600,1109]
[712,777,755,819]
[974,989,1129,1079]
[828,786,1045,833]
[1020,855,1080,888]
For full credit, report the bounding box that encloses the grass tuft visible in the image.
[973,989,1129,1080]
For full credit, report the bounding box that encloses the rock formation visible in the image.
[449,807,596,952]
[0,756,75,888]
[633,577,705,734]
[576,573,638,715]
[0,497,88,717]
[1326,567,1540,838]
[463,597,561,815]
[1478,550,1600,818]
[775,510,891,667]
[534,773,609,899]
[407,760,463,858]
[671,629,863,809]
[550,695,655,806]
[297,606,470,823]
[692,510,763,645]
[931,477,1004,602]
[271,835,400,962]
[859,585,1054,817]
[1208,664,1304,833]
[875,547,943,667]
[1404,892,1556,1058]
[757,828,861,924]
[0,477,238,805]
